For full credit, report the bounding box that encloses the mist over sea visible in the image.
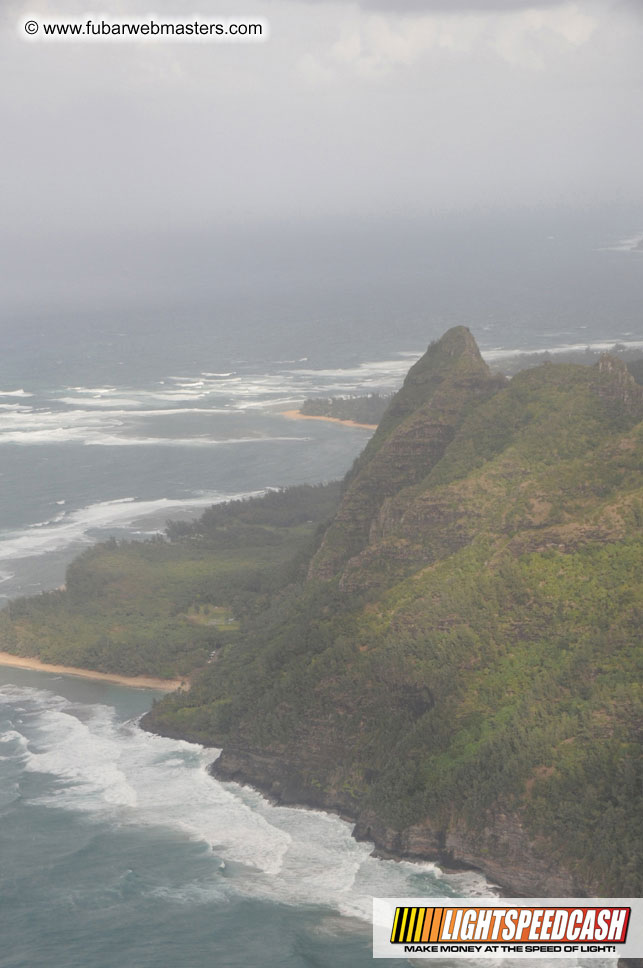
[3,211,642,603]
[1,211,640,966]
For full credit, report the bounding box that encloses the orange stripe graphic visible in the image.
[430,908,444,943]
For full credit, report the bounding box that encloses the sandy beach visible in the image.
[280,409,377,430]
[0,651,184,691]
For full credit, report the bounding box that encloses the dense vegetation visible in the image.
[300,393,391,425]
[165,482,341,543]
[1,329,641,895]
[0,483,340,679]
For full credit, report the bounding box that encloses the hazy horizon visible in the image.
[2,0,643,329]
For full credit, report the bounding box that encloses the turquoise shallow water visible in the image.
[0,666,489,968]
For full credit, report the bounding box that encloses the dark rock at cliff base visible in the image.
[211,747,580,897]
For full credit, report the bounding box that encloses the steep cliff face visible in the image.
[308,327,505,582]
[211,749,581,895]
[147,331,643,896]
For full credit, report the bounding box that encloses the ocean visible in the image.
[0,666,491,968]
[1,211,641,966]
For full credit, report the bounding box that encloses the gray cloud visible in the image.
[1,0,641,323]
[301,0,566,11]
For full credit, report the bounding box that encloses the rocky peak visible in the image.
[308,327,504,581]
[368,326,488,445]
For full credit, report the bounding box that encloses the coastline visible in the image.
[280,409,377,430]
[205,746,579,898]
[141,714,577,898]
[0,651,184,692]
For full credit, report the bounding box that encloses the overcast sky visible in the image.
[1,0,642,312]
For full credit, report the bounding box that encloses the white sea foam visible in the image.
[0,408,124,443]
[57,396,146,408]
[0,727,30,751]
[0,491,263,563]
[84,435,312,448]
[0,358,405,458]
[53,356,419,415]
[482,337,643,362]
[25,339,643,436]
[1,685,496,922]
[66,386,118,394]
[598,232,643,253]
[0,389,33,397]
[2,430,309,448]
[0,405,309,447]
[24,704,139,809]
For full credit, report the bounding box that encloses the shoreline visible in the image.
[141,717,565,897]
[204,746,579,898]
[280,409,377,430]
[0,651,184,692]
[138,717,506,896]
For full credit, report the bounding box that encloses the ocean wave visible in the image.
[0,491,264,562]
[57,396,147,408]
[0,406,310,447]
[0,407,123,435]
[0,727,30,752]
[8,339,637,455]
[1,430,311,448]
[65,386,118,394]
[52,356,420,413]
[24,704,139,809]
[1,685,495,923]
[24,340,643,429]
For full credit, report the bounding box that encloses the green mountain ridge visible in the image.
[2,328,641,895]
[308,327,506,582]
[146,328,643,895]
